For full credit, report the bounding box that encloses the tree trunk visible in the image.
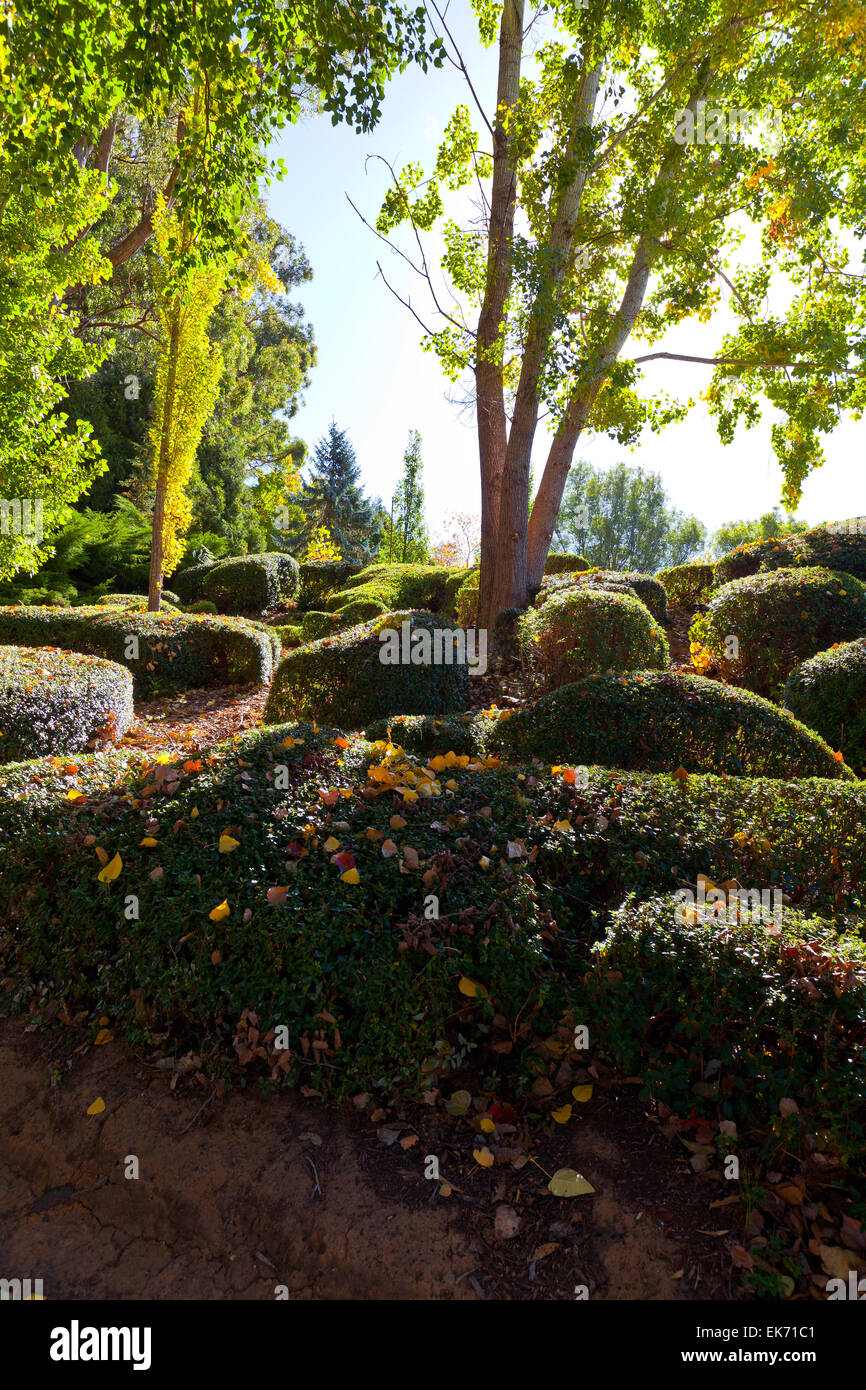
[148,311,181,612]
[476,0,523,631]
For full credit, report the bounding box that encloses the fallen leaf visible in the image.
[473,1147,495,1168]
[86,1097,106,1116]
[548,1168,595,1197]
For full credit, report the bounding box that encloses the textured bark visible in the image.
[476,0,523,630]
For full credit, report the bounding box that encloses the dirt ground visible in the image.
[0,1020,731,1301]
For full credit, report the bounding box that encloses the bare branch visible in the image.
[425,1,495,139]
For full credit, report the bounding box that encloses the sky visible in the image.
[264,8,864,547]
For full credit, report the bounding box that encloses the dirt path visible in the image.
[0,1021,730,1301]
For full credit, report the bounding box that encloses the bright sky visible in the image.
[264,9,864,546]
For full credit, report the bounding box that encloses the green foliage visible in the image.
[543,553,590,576]
[711,507,809,558]
[296,423,383,563]
[455,569,480,626]
[170,561,218,604]
[540,568,669,625]
[553,461,706,572]
[197,552,300,614]
[656,562,716,607]
[300,611,343,642]
[325,563,470,621]
[95,592,180,611]
[490,672,852,780]
[690,568,866,697]
[784,638,866,774]
[298,561,364,611]
[380,429,429,563]
[185,599,218,615]
[0,607,278,698]
[520,589,669,695]
[263,611,471,728]
[590,895,866,1144]
[0,646,134,763]
[0,500,159,604]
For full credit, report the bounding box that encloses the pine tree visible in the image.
[382,430,429,564]
[298,423,381,562]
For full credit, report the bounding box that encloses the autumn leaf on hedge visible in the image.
[267,886,289,906]
[333,851,356,872]
[97,853,122,883]
[551,1104,572,1124]
[458,976,489,999]
[66,788,87,803]
[139,837,158,848]
[553,819,571,832]
[390,814,407,830]
[318,788,339,805]
[479,1116,495,1134]
[209,899,230,921]
[323,836,340,852]
[671,765,690,784]
[333,737,350,749]
[218,834,240,854]
[340,867,360,884]
[381,838,397,857]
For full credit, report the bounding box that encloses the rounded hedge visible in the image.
[94,593,181,613]
[590,894,866,1136]
[264,609,472,728]
[0,645,134,762]
[784,637,866,774]
[690,567,866,696]
[170,560,217,604]
[185,599,218,615]
[713,534,808,586]
[199,552,300,613]
[714,526,866,589]
[299,561,364,610]
[538,568,668,624]
[489,671,852,778]
[300,610,344,641]
[519,588,669,693]
[656,562,715,607]
[0,606,279,697]
[543,553,590,576]
[324,563,470,621]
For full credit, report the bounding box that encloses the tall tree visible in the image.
[382,430,429,563]
[372,0,866,625]
[711,507,809,557]
[299,423,382,562]
[554,460,705,571]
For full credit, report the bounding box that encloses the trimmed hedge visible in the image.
[199,552,300,613]
[784,638,866,774]
[539,568,668,624]
[264,609,472,728]
[589,895,866,1138]
[185,599,218,615]
[0,645,134,763]
[543,553,590,576]
[299,561,364,610]
[489,671,853,778]
[324,563,470,621]
[1,733,865,1115]
[455,568,479,626]
[520,588,669,693]
[170,561,217,604]
[714,526,866,589]
[0,606,279,697]
[656,562,715,607]
[690,567,866,696]
[300,610,344,641]
[94,593,181,613]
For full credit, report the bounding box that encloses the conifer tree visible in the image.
[382,430,429,563]
[298,423,381,562]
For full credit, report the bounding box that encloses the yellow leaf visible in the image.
[323,836,340,852]
[390,815,407,830]
[551,1104,572,1124]
[190,807,199,819]
[548,1168,595,1197]
[66,789,87,803]
[341,868,360,884]
[97,852,122,883]
[553,819,572,832]
[458,976,489,999]
[86,1097,106,1116]
[139,837,159,848]
[209,899,230,921]
[480,1116,495,1133]
[218,834,240,854]
[572,1085,593,1102]
[473,1147,495,1168]
[94,1029,114,1046]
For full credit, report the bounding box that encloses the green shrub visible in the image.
[519,588,669,693]
[544,553,590,576]
[799,524,866,583]
[185,599,218,615]
[325,563,470,620]
[264,610,471,728]
[690,568,866,696]
[1,735,866,1110]
[490,671,851,778]
[656,562,715,607]
[336,597,387,625]
[301,610,343,641]
[713,534,809,586]
[0,586,73,607]
[199,552,300,613]
[94,593,180,614]
[299,561,364,610]
[455,569,479,626]
[0,646,134,762]
[274,624,303,649]
[589,894,866,1143]
[170,561,217,604]
[539,568,668,624]
[784,638,866,773]
[0,606,278,697]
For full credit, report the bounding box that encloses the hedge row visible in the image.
[784,637,866,775]
[538,568,668,624]
[94,593,181,613]
[713,525,866,587]
[264,610,471,728]
[520,588,669,692]
[543,553,590,576]
[172,553,300,613]
[0,646,134,762]
[324,563,470,621]
[0,607,279,697]
[0,728,864,1141]
[655,562,715,607]
[369,671,851,780]
[298,561,364,610]
[690,567,866,696]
